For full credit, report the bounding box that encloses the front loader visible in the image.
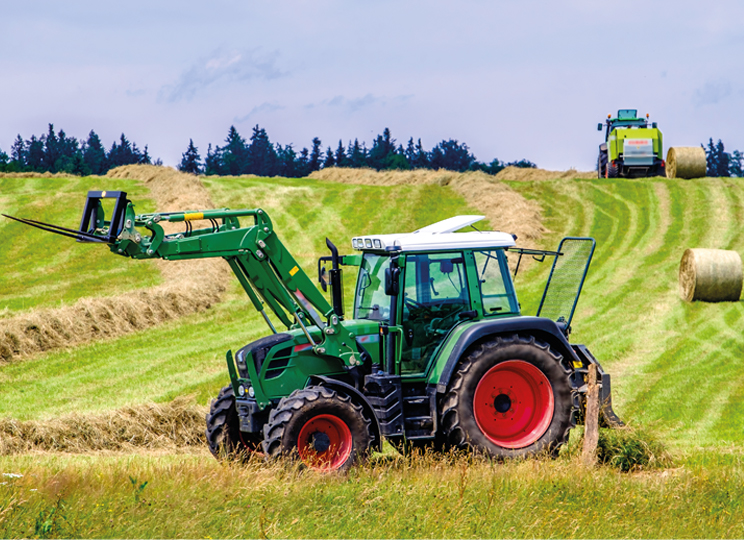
[4,191,622,470]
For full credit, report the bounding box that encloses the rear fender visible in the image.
[307,375,383,451]
[434,317,580,393]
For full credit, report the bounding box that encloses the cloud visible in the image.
[160,48,286,102]
[234,102,285,124]
[307,93,413,113]
[693,80,732,107]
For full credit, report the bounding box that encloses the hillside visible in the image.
[4,166,744,539]
[2,167,744,452]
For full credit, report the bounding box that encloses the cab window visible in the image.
[400,252,469,374]
[354,253,391,321]
[474,250,517,315]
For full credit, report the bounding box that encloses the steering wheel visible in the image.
[404,297,425,309]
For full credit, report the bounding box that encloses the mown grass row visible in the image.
[510,177,744,449]
[1,451,743,539]
[0,177,160,314]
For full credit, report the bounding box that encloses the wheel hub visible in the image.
[310,431,331,452]
[493,393,512,414]
[473,360,554,449]
[297,414,353,471]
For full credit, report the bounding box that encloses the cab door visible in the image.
[399,251,471,375]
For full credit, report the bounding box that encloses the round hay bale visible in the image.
[666,147,707,179]
[679,248,742,302]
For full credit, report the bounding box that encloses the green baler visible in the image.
[597,109,665,178]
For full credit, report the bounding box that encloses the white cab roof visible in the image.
[351,215,516,252]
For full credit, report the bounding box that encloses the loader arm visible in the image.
[5,190,362,367]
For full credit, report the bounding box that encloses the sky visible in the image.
[1,0,743,171]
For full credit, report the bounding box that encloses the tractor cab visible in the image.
[351,216,518,376]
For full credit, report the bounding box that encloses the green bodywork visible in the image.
[19,190,607,443]
[602,109,663,162]
[73,192,533,407]
[607,127,663,161]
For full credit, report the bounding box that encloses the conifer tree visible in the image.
[323,146,335,168]
[178,139,202,174]
[83,131,107,174]
[308,137,323,172]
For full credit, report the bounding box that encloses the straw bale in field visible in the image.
[678,248,743,302]
[0,397,207,454]
[666,147,707,179]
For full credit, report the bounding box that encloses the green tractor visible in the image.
[597,109,665,178]
[5,192,622,470]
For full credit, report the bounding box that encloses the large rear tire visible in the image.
[441,335,575,459]
[262,386,371,471]
[206,385,262,460]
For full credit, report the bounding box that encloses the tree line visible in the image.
[704,138,743,177]
[0,124,155,175]
[0,123,535,178]
[178,125,535,177]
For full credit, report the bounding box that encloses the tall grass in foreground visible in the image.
[1,451,743,539]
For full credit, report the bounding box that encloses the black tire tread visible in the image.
[205,385,260,460]
[262,386,372,470]
[441,334,577,459]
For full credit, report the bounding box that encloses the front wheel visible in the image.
[262,386,372,471]
[206,385,262,460]
[441,335,575,459]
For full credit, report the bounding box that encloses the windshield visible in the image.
[354,253,391,321]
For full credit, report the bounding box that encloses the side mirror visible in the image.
[385,267,400,296]
[597,123,603,131]
[319,266,328,292]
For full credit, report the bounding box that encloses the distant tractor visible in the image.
[5,193,623,471]
[597,109,665,178]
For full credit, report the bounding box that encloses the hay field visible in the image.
[5,166,744,538]
[3,167,744,450]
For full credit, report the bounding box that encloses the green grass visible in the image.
[0,177,161,314]
[2,452,744,538]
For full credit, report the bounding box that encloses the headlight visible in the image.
[238,385,246,397]
[365,238,372,248]
[248,386,255,398]
[373,239,381,249]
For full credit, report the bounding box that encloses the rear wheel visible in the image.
[441,335,575,459]
[262,386,371,471]
[206,385,261,460]
[607,163,619,178]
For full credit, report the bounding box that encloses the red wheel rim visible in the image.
[297,414,353,471]
[473,360,554,449]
